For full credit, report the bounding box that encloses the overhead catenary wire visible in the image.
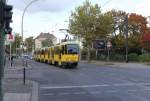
[102,0,113,7]
[131,1,150,13]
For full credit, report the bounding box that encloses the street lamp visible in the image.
[21,0,40,58]
[21,0,40,85]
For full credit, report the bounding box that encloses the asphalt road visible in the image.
[25,60,150,101]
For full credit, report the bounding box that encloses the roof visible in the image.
[60,41,79,45]
[35,32,56,39]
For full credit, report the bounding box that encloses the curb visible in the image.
[80,61,114,66]
[30,81,39,101]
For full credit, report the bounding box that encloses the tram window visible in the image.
[48,49,50,58]
[54,46,58,54]
[42,50,44,55]
[67,44,79,54]
[62,46,64,54]
[64,45,67,54]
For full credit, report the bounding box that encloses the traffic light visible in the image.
[0,1,4,25]
[4,4,13,34]
[0,2,13,34]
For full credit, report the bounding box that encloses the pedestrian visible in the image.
[11,55,13,66]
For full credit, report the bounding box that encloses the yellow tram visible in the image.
[34,41,80,68]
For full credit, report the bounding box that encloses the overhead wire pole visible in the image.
[21,0,40,85]
[0,0,6,100]
[125,14,128,63]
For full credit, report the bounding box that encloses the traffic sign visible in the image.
[93,40,105,50]
[107,41,112,48]
[7,34,14,42]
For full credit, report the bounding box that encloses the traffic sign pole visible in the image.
[96,49,98,60]
[7,34,14,68]
[107,48,110,62]
[10,42,11,67]
[106,41,112,62]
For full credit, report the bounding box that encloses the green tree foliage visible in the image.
[107,9,126,36]
[11,33,22,54]
[69,0,113,61]
[25,36,34,53]
[95,13,113,38]
[108,10,149,53]
[42,38,53,47]
[107,10,126,49]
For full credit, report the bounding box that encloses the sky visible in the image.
[7,0,150,41]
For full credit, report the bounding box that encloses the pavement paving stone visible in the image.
[3,58,35,101]
[3,78,33,101]
[4,93,31,101]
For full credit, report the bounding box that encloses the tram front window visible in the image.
[67,44,79,54]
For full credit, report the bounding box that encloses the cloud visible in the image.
[8,0,80,13]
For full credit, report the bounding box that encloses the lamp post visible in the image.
[21,0,40,58]
[125,14,128,63]
[21,0,40,85]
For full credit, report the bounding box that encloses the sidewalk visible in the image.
[81,60,150,68]
[81,60,115,66]
[3,58,38,101]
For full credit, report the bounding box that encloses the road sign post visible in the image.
[107,40,112,62]
[93,40,106,60]
[7,34,14,68]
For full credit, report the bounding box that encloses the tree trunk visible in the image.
[87,45,91,62]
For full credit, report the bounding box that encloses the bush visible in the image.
[81,49,88,60]
[97,54,106,61]
[138,54,150,62]
[128,53,138,61]
[111,54,124,61]
[90,50,96,60]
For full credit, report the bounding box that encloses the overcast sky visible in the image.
[8,0,150,41]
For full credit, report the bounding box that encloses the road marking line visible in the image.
[127,90,137,92]
[40,82,150,89]
[58,92,70,95]
[41,93,55,96]
[73,92,86,95]
[136,83,150,86]
[112,83,135,86]
[107,90,118,93]
[40,84,109,89]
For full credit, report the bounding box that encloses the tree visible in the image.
[42,38,53,47]
[141,33,150,51]
[107,9,127,50]
[107,9,126,36]
[5,33,22,55]
[128,13,149,53]
[128,13,148,35]
[69,0,113,61]
[25,36,34,54]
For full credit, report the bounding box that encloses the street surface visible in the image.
[16,59,150,101]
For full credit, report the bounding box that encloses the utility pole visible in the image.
[0,1,5,100]
[0,0,13,100]
[125,14,128,63]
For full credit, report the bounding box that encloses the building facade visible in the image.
[34,32,57,49]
